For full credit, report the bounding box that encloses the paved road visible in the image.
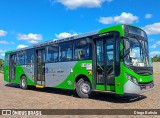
[0,73,159,118]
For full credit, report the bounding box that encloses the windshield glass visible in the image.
[124,37,152,67]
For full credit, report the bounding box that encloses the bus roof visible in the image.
[6,24,127,54]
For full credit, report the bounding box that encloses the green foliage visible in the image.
[0,59,4,70]
[152,55,160,62]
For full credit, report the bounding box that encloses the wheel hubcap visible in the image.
[81,83,90,94]
[22,79,26,87]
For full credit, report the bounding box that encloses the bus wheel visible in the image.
[20,76,28,90]
[76,78,92,98]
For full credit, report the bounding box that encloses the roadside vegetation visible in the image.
[0,59,4,73]
[152,55,160,62]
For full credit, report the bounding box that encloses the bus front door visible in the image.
[35,49,45,86]
[95,35,116,91]
[9,54,16,81]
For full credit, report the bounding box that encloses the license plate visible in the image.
[146,85,150,89]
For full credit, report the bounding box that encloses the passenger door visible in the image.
[9,54,16,81]
[35,49,46,86]
[94,33,120,91]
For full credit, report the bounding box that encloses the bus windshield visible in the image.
[124,37,152,67]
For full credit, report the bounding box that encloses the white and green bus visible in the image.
[4,24,154,98]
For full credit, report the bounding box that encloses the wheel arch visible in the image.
[74,74,91,90]
[20,74,27,80]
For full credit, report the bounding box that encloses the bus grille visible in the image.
[128,66,153,76]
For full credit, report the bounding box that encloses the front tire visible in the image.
[20,76,28,90]
[76,78,92,98]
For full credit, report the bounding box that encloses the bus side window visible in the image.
[25,49,34,64]
[17,51,25,65]
[77,50,85,60]
[47,43,59,63]
[74,38,92,60]
[59,42,73,62]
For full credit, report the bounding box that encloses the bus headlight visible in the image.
[133,78,138,84]
[126,73,138,84]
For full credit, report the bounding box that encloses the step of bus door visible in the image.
[36,85,45,88]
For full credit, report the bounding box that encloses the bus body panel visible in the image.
[4,60,93,90]
[14,66,34,85]
[22,65,35,85]
[4,66,9,82]
[98,24,124,36]
[45,61,78,88]
[53,60,92,90]
[4,56,35,85]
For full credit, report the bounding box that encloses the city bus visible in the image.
[4,24,154,98]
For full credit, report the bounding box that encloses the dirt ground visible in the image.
[0,73,159,118]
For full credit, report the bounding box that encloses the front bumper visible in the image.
[124,80,154,93]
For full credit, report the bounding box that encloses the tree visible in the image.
[0,59,4,69]
[152,55,160,62]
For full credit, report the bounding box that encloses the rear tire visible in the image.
[20,76,28,90]
[76,78,92,98]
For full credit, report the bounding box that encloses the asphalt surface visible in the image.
[0,73,159,118]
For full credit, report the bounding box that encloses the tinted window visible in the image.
[59,42,73,61]
[25,49,34,64]
[38,49,46,63]
[5,54,10,66]
[74,38,92,60]
[17,51,25,65]
[106,39,114,65]
[47,44,59,62]
[96,40,104,84]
